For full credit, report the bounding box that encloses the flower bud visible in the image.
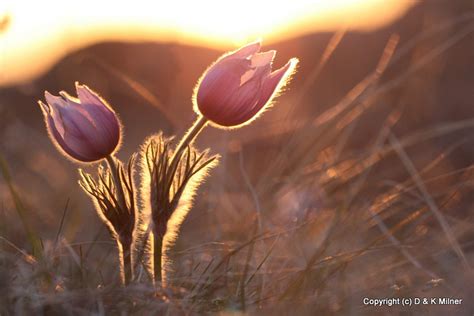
[194,41,298,127]
[38,82,121,162]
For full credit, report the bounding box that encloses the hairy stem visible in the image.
[154,115,208,285]
[122,237,133,285]
[170,115,208,169]
[106,155,133,285]
[154,234,163,284]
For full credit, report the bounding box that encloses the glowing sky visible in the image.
[0,0,414,86]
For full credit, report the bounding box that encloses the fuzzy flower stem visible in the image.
[121,237,133,286]
[155,115,207,285]
[105,155,132,285]
[170,115,208,167]
[154,235,163,283]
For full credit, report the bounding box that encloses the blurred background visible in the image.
[1,0,474,314]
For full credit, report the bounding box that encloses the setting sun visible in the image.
[0,0,413,86]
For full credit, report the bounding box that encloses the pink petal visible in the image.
[43,107,97,161]
[197,58,251,108]
[62,131,105,161]
[227,40,261,60]
[256,58,298,109]
[44,91,67,137]
[250,50,275,67]
[75,83,120,147]
[212,78,261,126]
[75,83,116,122]
[38,100,50,116]
[241,51,274,85]
[58,102,98,139]
[76,83,107,109]
[208,64,271,126]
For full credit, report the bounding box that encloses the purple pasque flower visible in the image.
[194,41,298,127]
[39,82,121,162]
